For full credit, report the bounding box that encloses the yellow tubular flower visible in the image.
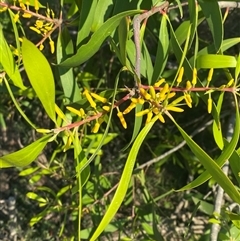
[207,68,214,82]
[168,92,176,99]
[83,89,96,108]
[165,106,184,112]
[49,39,55,54]
[192,68,197,85]
[184,94,192,108]
[152,107,160,115]
[158,113,165,123]
[170,96,185,105]
[154,78,165,87]
[208,97,212,114]
[66,106,81,117]
[30,26,41,34]
[20,3,26,10]
[140,88,151,100]
[80,108,85,117]
[39,44,44,51]
[149,86,156,100]
[136,109,150,117]
[90,92,108,103]
[35,0,39,12]
[186,81,192,90]
[22,13,32,18]
[92,122,100,133]
[177,67,184,84]
[159,83,169,98]
[123,102,136,115]
[102,106,110,112]
[145,111,153,125]
[117,112,127,129]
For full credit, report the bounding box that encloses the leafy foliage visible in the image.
[0,0,239,240]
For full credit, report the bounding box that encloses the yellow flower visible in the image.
[102,106,111,112]
[207,68,214,82]
[186,81,192,90]
[158,113,165,123]
[136,109,150,117]
[149,86,156,100]
[184,94,192,108]
[83,89,96,108]
[90,92,108,103]
[177,67,184,84]
[140,88,151,100]
[208,97,212,114]
[192,68,197,85]
[123,102,136,115]
[154,78,165,87]
[165,106,184,112]
[92,122,100,133]
[145,111,153,124]
[117,112,127,129]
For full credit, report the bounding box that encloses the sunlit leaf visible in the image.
[0,135,51,168]
[22,38,56,123]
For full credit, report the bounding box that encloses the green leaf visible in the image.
[22,38,56,123]
[169,100,240,203]
[60,9,142,68]
[0,24,25,89]
[168,17,193,80]
[152,14,169,83]
[235,53,240,83]
[196,54,237,69]
[57,28,81,103]
[228,149,240,185]
[0,135,51,168]
[76,0,98,45]
[118,17,129,66]
[91,0,114,32]
[143,42,153,84]
[188,0,198,48]
[212,92,224,150]
[90,116,158,241]
[198,0,223,52]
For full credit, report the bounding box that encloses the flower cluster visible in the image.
[64,67,236,133]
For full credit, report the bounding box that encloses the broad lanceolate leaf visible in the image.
[197,54,237,69]
[172,98,240,203]
[0,25,25,89]
[90,116,158,241]
[22,38,56,123]
[60,9,142,68]
[0,135,51,168]
[198,0,223,52]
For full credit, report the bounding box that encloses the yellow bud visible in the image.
[14,13,20,23]
[92,122,100,133]
[30,26,41,34]
[149,86,156,100]
[207,68,214,82]
[90,92,108,103]
[123,102,136,115]
[154,78,165,87]
[177,67,184,84]
[158,83,169,101]
[152,107,159,115]
[170,96,185,105]
[117,112,127,129]
[139,88,151,100]
[35,0,39,12]
[84,89,96,108]
[22,13,32,18]
[227,78,234,87]
[66,106,81,117]
[186,81,192,90]
[158,113,165,123]
[165,106,184,112]
[39,44,44,51]
[49,40,55,53]
[145,111,153,125]
[208,98,212,114]
[168,92,176,99]
[80,108,85,117]
[20,3,26,10]
[192,68,197,85]
[102,106,111,112]
[184,94,192,108]
[136,109,150,117]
